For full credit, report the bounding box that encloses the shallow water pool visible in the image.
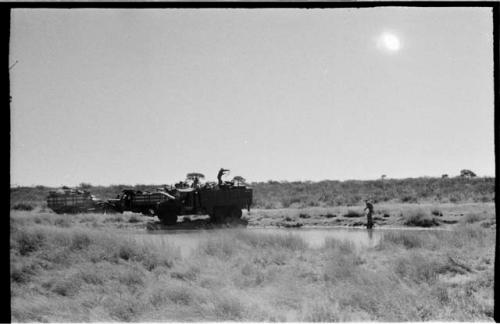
[133,227,383,258]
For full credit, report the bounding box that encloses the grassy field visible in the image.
[11,209,495,321]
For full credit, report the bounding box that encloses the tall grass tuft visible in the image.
[378,231,424,249]
[237,231,307,251]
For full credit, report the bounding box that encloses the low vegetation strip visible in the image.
[10,211,495,322]
[10,176,495,210]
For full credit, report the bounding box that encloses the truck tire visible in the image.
[212,207,225,223]
[229,206,242,219]
[157,203,178,225]
[158,210,177,225]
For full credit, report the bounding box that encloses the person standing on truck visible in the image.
[217,168,230,186]
[364,199,374,229]
[192,176,200,188]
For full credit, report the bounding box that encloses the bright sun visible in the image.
[377,32,401,53]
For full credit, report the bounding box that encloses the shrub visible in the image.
[78,269,104,285]
[299,213,310,219]
[212,293,245,320]
[12,203,34,211]
[431,208,443,217]
[79,182,93,189]
[393,253,441,283]
[344,210,363,218]
[11,261,40,284]
[12,229,46,255]
[106,296,145,321]
[150,279,200,309]
[170,264,200,281]
[54,217,71,227]
[129,215,141,223]
[118,268,145,287]
[401,195,418,203]
[46,276,83,297]
[403,210,439,227]
[463,213,487,224]
[70,231,92,250]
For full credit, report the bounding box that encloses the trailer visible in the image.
[47,188,102,214]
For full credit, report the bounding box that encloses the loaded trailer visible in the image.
[46,188,104,214]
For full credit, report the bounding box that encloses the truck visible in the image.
[47,187,105,214]
[106,184,253,225]
[105,189,175,216]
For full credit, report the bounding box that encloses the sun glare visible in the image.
[377,32,402,53]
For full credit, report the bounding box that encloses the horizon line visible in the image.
[10,174,496,188]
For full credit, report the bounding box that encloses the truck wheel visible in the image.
[157,203,178,225]
[158,210,177,225]
[229,206,242,219]
[212,207,227,223]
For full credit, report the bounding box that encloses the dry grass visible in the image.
[11,210,495,322]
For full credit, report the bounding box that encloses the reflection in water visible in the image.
[133,227,382,258]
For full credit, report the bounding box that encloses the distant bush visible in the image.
[344,210,363,218]
[463,213,487,224]
[431,208,443,217]
[12,203,34,211]
[403,210,439,227]
[79,182,93,189]
[400,195,418,203]
[460,169,477,178]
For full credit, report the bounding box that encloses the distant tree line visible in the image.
[249,176,494,208]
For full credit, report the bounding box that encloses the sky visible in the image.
[10,8,495,187]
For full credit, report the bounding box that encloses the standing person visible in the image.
[192,176,199,188]
[364,199,374,229]
[217,168,230,186]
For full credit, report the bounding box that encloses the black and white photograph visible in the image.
[9,5,496,322]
